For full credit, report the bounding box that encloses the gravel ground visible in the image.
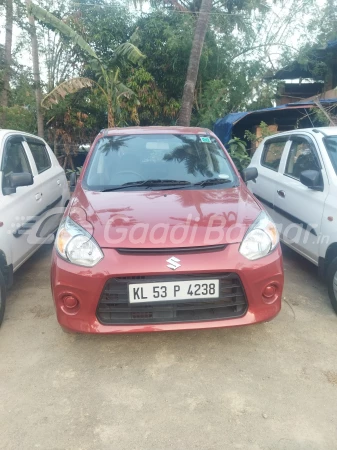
[0,244,337,450]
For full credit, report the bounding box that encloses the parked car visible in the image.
[0,130,70,325]
[248,127,337,312]
[51,126,283,334]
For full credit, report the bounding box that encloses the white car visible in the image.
[247,127,337,313]
[0,130,70,325]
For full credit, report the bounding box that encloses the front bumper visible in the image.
[51,243,283,333]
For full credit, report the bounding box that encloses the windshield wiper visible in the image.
[99,178,233,192]
[192,178,232,187]
[100,179,192,192]
[151,178,233,191]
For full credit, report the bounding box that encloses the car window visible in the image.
[261,140,287,171]
[2,139,32,189]
[84,134,237,190]
[323,136,337,175]
[285,138,320,179]
[27,141,51,174]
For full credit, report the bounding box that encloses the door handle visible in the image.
[57,179,61,186]
[277,190,285,198]
[35,192,43,201]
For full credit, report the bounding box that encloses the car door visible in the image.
[0,134,43,270]
[248,135,290,221]
[273,134,328,264]
[23,137,65,240]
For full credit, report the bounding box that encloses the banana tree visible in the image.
[28,3,145,127]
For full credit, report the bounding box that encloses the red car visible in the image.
[51,127,283,333]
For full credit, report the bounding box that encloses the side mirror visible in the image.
[3,172,33,195]
[241,167,258,183]
[69,172,77,193]
[300,170,323,191]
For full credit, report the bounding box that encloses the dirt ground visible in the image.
[0,244,337,450]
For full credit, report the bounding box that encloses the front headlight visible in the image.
[55,216,104,267]
[239,211,279,260]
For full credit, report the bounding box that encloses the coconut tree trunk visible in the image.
[26,0,44,137]
[177,0,212,126]
[107,99,115,128]
[0,0,13,109]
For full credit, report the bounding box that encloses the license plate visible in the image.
[128,279,219,303]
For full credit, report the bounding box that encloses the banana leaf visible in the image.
[41,77,96,109]
[114,42,145,65]
[29,3,99,61]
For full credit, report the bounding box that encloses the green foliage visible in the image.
[227,137,251,171]
[195,80,229,128]
[135,10,259,128]
[0,58,37,131]
[9,68,36,109]
[195,60,275,128]
[126,67,180,125]
[136,12,195,100]
[244,121,275,146]
[71,0,133,61]
[0,106,36,133]
[31,3,145,127]
[312,108,331,127]
[307,0,337,47]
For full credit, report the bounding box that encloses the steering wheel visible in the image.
[114,171,145,180]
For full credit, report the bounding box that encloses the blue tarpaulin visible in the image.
[213,99,337,146]
[213,112,248,147]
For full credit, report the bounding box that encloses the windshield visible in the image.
[324,136,337,175]
[83,134,237,191]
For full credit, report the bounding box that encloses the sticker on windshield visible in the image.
[200,136,211,143]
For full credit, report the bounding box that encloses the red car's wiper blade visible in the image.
[100,180,191,192]
[192,178,231,187]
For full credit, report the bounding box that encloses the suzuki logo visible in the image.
[166,256,181,270]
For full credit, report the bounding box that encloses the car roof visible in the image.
[265,126,337,139]
[0,129,46,141]
[99,126,213,136]
[309,127,337,136]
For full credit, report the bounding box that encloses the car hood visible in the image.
[69,186,261,249]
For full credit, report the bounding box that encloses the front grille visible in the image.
[96,273,248,325]
[116,245,226,255]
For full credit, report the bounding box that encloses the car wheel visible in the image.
[0,270,7,326]
[327,257,337,314]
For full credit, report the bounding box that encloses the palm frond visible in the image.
[41,77,96,109]
[99,136,132,155]
[29,3,99,61]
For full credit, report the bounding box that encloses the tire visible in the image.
[327,257,337,315]
[0,270,7,326]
